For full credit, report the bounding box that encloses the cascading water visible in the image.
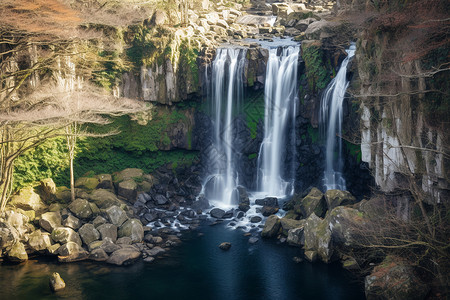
[203,47,247,208]
[319,43,356,191]
[257,44,299,198]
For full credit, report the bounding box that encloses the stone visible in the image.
[146,246,165,256]
[116,237,132,245]
[304,20,334,40]
[55,186,72,203]
[0,221,18,250]
[341,256,359,271]
[261,206,279,216]
[293,257,303,264]
[46,243,61,255]
[113,168,144,183]
[118,219,144,243]
[74,177,100,190]
[305,213,332,263]
[280,218,305,236]
[255,197,278,207]
[10,186,47,212]
[287,227,305,247]
[40,178,57,202]
[209,208,225,219]
[304,250,317,262]
[144,257,155,263]
[299,187,327,218]
[28,229,52,252]
[68,199,93,219]
[89,189,123,209]
[39,211,62,233]
[261,215,281,238]
[57,241,88,262]
[62,214,81,230]
[118,179,138,203]
[250,216,262,223]
[327,206,366,248]
[49,272,65,292]
[153,194,168,205]
[97,223,117,242]
[303,213,322,251]
[88,248,109,262]
[365,256,429,300]
[106,248,141,266]
[105,205,128,226]
[48,203,63,212]
[324,189,357,210]
[6,241,28,262]
[51,227,82,246]
[219,242,231,251]
[96,174,113,190]
[150,9,167,26]
[237,186,250,212]
[78,224,100,245]
[191,195,210,210]
[93,216,107,228]
[248,237,259,244]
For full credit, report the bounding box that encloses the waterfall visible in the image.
[204,48,247,208]
[257,45,299,198]
[319,43,356,191]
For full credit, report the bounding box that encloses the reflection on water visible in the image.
[0,223,364,300]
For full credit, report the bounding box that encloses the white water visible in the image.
[204,48,247,208]
[319,44,356,191]
[257,45,299,198]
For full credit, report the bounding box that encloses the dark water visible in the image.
[0,223,365,300]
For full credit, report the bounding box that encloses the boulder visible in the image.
[49,272,65,292]
[287,227,304,247]
[0,221,19,249]
[146,246,165,256]
[88,239,120,254]
[105,205,128,227]
[261,215,281,238]
[304,250,317,262]
[237,186,250,212]
[324,189,357,210]
[219,242,231,251]
[93,216,107,228]
[299,187,327,218]
[118,179,138,203]
[304,213,333,263]
[365,256,430,300]
[62,214,81,230]
[78,224,100,245]
[118,219,144,243]
[153,194,168,205]
[89,189,123,209]
[303,213,322,251]
[10,186,47,212]
[97,223,117,242]
[74,177,100,190]
[209,208,225,219]
[55,186,72,203]
[248,237,259,244]
[68,199,93,219]
[280,218,305,236]
[4,210,30,237]
[96,174,113,190]
[191,195,210,210]
[255,197,278,207]
[106,248,141,266]
[51,227,82,246]
[88,248,109,262]
[57,241,88,262]
[327,206,366,248]
[250,216,262,223]
[28,230,52,252]
[113,168,144,183]
[39,178,57,202]
[6,241,28,262]
[39,211,62,233]
[149,9,167,26]
[46,243,61,255]
[261,206,279,216]
[116,237,132,245]
[304,20,334,40]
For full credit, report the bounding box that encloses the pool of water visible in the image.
[0,223,365,300]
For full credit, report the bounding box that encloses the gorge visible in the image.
[0,0,448,299]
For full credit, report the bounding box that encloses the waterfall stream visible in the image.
[204,48,247,208]
[319,44,356,191]
[257,45,299,198]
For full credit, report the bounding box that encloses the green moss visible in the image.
[244,90,265,139]
[302,42,332,93]
[178,40,200,89]
[345,141,362,163]
[248,153,257,160]
[307,124,319,143]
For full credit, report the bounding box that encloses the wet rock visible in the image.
[39,211,62,233]
[106,248,141,266]
[248,237,259,244]
[116,236,132,245]
[62,214,81,230]
[105,205,128,227]
[118,219,144,243]
[250,216,262,223]
[51,227,82,246]
[89,189,123,209]
[261,215,280,238]
[304,250,317,262]
[78,224,100,245]
[191,195,210,210]
[219,242,231,251]
[280,218,305,236]
[6,241,28,262]
[97,223,117,242]
[293,257,303,264]
[57,241,88,262]
[299,187,327,218]
[210,208,225,219]
[237,186,250,212]
[68,199,93,220]
[88,248,109,262]
[324,189,357,210]
[49,272,65,292]
[303,213,332,263]
[261,206,279,216]
[341,255,359,271]
[144,257,155,263]
[153,194,168,205]
[222,209,234,219]
[287,227,305,247]
[92,216,107,228]
[146,246,165,256]
[46,243,61,255]
[28,230,52,252]
[255,197,278,207]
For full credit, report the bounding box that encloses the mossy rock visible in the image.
[261,215,281,238]
[324,189,357,210]
[299,187,327,218]
[75,177,100,190]
[6,241,28,263]
[89,189,124,209]
[113,168,144,183]
[117,179,138,203]
[55,186,72,203]
[9,186,47,212]
[68,199,93,220]
[118,219,144,243]
[51,227,82,246]
[280,218,305,236]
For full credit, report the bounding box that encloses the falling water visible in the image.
[204,48,247,208]
[257,45,299,197]
[320,43,356,191]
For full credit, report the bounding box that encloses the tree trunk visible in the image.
[70,153,75,202]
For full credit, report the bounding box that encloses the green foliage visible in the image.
[248,153,257,160]
[244,90,265,139]
[307,124,319,143]
[179,40,200,88]
[302,43,332,93]
[345,141,362,163]
[92,50,130,90]
[14,138,68,189]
